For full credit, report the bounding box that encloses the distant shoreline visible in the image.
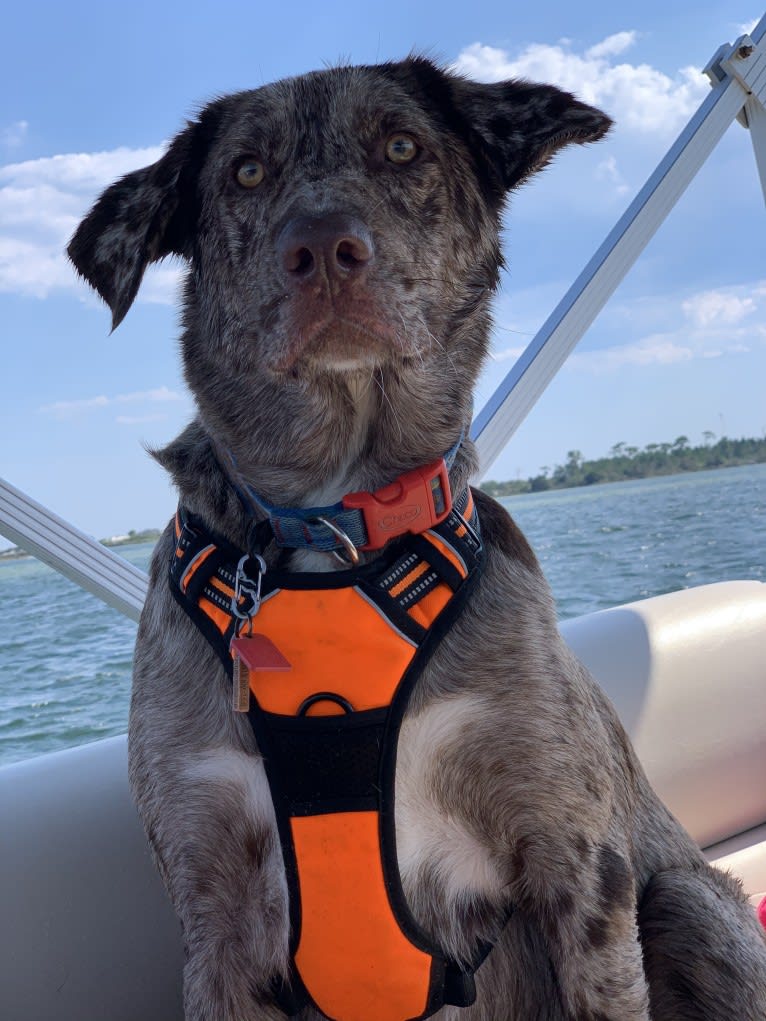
[480,436,766,498]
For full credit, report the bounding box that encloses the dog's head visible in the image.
[69,59,609,480]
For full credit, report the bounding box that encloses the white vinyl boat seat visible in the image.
[561,580,766,904]
[1,580,765,1021]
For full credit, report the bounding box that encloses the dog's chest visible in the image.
[248,574,504,935]
[269,694,501,913]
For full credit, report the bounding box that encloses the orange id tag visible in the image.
[231,635,291,712]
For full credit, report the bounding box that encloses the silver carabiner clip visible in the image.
[231,553,266,634]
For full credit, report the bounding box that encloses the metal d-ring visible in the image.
[314,516,360,566]
[297,692,355,716]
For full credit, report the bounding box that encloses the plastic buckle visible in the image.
[342,458,453,550]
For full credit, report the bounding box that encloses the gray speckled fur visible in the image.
[69,58,766,1021]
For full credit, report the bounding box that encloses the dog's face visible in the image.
[69,59,609,392]
[69,61,609,491]
[185,63,509,381]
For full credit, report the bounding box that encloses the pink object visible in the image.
[231,634,291,671]
[758,897,766,931]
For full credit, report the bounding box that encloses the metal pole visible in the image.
[0,478,148,621]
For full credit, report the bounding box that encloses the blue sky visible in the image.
[1,1,763,546]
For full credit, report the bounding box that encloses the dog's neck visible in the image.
[157,364,477,560]
[300,370,380,507]
[235,366,473,496]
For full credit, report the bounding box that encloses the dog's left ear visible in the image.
[68,107,220,330]
[404,60,612,197]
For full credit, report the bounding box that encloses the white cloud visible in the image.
[585,32,638,61]
[565,280,766,374]
[570,335,694,373]
[2,145,164,191]
[115,413,168,426]
[0,237,75,298]
[2,120,29,149]
[117,385,183,404]
[682,288,757,328]
[702,343,751,359]
[737,19,760,36]
[40,395,110,415]
[595,154,630,196]
[0,143,176,302]
[40,385,184,418]
[490,344,525,362]
[138,263,184,305]
[453,34,709,136]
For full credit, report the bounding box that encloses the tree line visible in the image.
[480,434,766,498]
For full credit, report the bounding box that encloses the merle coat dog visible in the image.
[69,58,766,1020]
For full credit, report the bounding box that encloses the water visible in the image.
[0,542,150,765]
[502,463,766,619]
[1,464,764,765]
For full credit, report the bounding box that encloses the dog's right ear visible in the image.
[68,111,217,330]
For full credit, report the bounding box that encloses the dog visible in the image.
[68,57,766,1020]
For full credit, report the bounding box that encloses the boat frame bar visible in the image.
[1,14,765,616]
[0,477,147,621]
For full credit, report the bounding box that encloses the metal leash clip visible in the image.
[231,553,267,636]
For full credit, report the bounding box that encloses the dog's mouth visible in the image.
[268,296,409,374]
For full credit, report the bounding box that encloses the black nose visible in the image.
[278,213,374,283]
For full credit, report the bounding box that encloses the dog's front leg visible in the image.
[130,567,293,1021]
[507,833,651,1021]
[133,739,294,1020]
[132,741,293,1021]
[173,749,291,1021]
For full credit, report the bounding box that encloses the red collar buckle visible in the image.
[342,459,453,551]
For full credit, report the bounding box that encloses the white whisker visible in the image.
[373,368,404,445]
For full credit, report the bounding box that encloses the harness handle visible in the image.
[297,692,355,716]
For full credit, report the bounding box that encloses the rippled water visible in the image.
[1,463,764,764]
[0,542,148,765]
[503,463,765,620]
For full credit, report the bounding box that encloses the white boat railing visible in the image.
[1,14,765,616]
[0,478,147,621]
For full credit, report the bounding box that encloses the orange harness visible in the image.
[170,488,489,1021]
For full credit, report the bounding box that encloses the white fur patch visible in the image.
[183,747,276,825]
[396,696,503,901]
[290,548,344,573]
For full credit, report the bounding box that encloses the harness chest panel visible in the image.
[243,586,418,713]
[170,491,487,1021]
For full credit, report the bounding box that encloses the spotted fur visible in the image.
[69,58,766,1020]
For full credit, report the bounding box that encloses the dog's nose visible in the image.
[278,214,374,283]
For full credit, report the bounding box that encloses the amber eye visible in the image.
[235,157,265,188]
[385,133,418,164]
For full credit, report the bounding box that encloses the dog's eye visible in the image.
[385,134,418,164]
[235,158,265,188]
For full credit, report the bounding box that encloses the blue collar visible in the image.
[225,434,464,561]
